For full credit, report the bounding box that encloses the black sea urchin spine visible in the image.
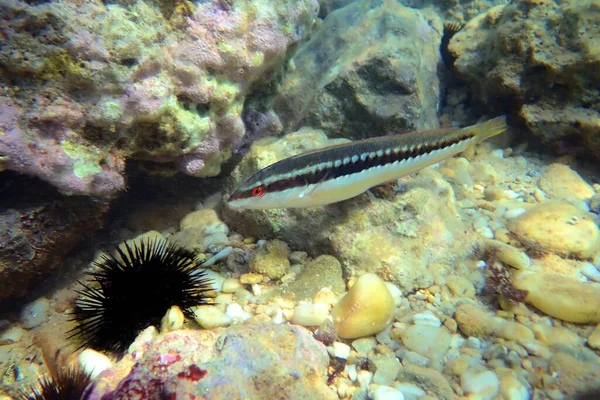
[67,238,213,354]
[18,366,93,400]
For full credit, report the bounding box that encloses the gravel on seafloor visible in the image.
[1,145,600,400]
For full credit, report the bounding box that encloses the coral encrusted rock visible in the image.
[86,323,336,400]
[0,0,318,196]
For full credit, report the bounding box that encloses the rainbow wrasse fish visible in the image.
[227,116,508,209]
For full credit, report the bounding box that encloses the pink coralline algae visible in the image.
[0,96,125,196]
[0,0,319,196]
[87,323,336,400]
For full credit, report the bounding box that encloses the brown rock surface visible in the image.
[0,173,108,303]
[449,0,600,157]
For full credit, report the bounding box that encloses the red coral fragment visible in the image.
[177,364,207,382]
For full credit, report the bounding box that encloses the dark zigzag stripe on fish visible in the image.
[234,130,476,200]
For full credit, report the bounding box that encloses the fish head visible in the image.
[226,182,316,209]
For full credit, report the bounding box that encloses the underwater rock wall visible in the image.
[0,174,108,303]
[274,0,443,140]
[449,0,600,156]
[0,0,319,196]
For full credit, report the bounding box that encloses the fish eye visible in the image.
[252,186,265,197]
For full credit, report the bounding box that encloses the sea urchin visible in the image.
[18,366,93,400]
[67,238,213,354]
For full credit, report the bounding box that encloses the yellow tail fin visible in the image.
[463,116,509,143]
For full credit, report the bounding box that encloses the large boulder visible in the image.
[0,0,318,196]
[274,0,443,140]
[448,0,600,157]
[87,324,336,400]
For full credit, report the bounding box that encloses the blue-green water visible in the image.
[0,0,599,399]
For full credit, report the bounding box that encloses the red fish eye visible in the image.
[252,186,265,197]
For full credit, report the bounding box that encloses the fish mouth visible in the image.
[225,192,242,208]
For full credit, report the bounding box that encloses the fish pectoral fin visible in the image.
[301,171,331,199]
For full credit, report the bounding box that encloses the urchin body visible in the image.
[68,239,212,354]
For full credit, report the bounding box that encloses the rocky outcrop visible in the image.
[448,0,600,157]
[274,0,443,140]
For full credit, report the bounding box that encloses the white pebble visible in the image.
[346,364,358,382]
[357,370,373,388]
[385,282,403,306]
[202,232,229,251]
[193,306,231,329]
[504,208,526,219]
[413,312,441,327]
[333,341,351,359]
[201,246,233,267]
[214,294,233,305]
[371,385,405,400]
[271,308,285,324]
[79,349,112,379]
[202,270,226,291]
[500,374,530,400]
[225,303,248,321]
[467,337,481,349]
[292,302,329,327]
[491,149,504,158]
[161,306,184,332]
[461,370,499,395]
[251,283,261,296]
[256,239,267,248]
[20,297,50,329]
[478,227,494,239]
[0,326,26,343]
[521,340,551,359]
[394,382,426,398]
[581,263,600,282]
[222,278,242,293]
[503,189,520,199]
[352,337,378,353]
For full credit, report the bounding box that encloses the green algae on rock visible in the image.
[266,255,346,302]
[249,239,291,280]
[0,0,320,196]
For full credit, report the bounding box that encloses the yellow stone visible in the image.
[486,239,530,270]
[455,303,495,337]
[539,163,594,200]
[331,273,395,339]
[588,324,600,349]
[239,273,264,285]
[445,275,476,299]
[507,202,600,259]
[512,271,600,323]
[532,323,583,347]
